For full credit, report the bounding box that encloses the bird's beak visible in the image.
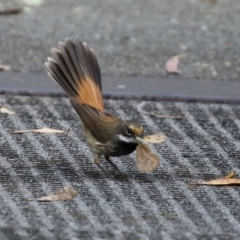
[136,136,145,145]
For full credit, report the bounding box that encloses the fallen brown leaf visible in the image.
[0,107,15,115]
[165,53,187,74]
[139,110,183,119]
[30,186,78,202]
[144,134,167,143]
[0,7,23,15]
[11,127,69,134]
[189,171,240,186]
[136,143,159,173]
[0,64,11,71]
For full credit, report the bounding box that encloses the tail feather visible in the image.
[46,38,104,111]
[49,48,79,95]
[87,46,102,90]
[63,39,85,84]
[75,39,102,90]
[46,58,78,96]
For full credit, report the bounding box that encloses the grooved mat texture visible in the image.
[0,95,240,240]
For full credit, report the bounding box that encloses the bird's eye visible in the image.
[126,128,133,135]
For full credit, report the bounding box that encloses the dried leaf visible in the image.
[0,107,15,115]
[0,7,23,15]
[11,127,69,134]
[30,186,78,202]
[136,144,159,173]
[138,110,183,119]
[165,53,187,74]
[144,134,167,143]
[0,64,11,71]
[117,85,126,89]
[189,172,240,186]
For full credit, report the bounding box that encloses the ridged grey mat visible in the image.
[0,95,240,240]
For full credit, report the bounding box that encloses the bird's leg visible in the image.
[105,156,122,174]
[94,155,109,177]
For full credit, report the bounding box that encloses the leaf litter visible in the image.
[29,186,78,202]
[189,172,240,186]
[165,53,187,74]
[0,107,15,115]
[11,127,69,134]
[0,8,23,15]
[0,64,11,71]
[139,109,183,119]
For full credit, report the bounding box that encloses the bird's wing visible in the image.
[70,98,120,143]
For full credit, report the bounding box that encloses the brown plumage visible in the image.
[45,38,104,111]
[45,38,148,176]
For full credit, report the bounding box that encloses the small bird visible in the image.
[45,38,145,176]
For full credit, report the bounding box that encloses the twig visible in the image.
[138,110,183,119]
[0,7,23,15]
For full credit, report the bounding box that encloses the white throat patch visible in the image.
[117,135,136,143]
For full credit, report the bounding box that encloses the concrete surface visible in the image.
[0,0,240,81]
[0,1,240,238]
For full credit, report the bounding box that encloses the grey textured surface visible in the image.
[1,0,240,80]
[0,95,240,239]
[1,72,240,104]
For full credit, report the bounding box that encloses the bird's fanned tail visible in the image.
[45,38,104,111]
